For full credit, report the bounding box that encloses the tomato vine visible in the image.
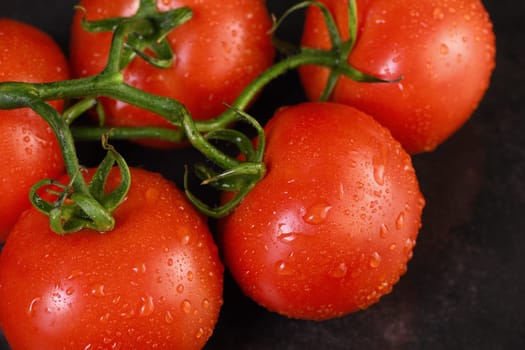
[0,0,385,232]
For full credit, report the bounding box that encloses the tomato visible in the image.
[0,19,70,241]
[299,0,496,154]
[219,102,425,320]
[69,0,275,147]
[0,167,224,349]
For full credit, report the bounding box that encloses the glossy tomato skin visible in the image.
[70,0,275,147]
[300,0,496,153]
[219,102,425,320]
[0,168,223,349]
[0,19,70,241]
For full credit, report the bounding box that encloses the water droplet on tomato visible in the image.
[396,212,405,230]
[181,299,192,314]
[440,43,450,55]
[187,271,194,282]
[176,284,185,294]
[369,252,382,268]
[90,284,106,297]
[404,238,416,253]
[195,327,205,339]
[27,297,41,316]
[139,295,155,317]
[373,164,386,186]
[379,224,389,238]
[329,262,348,278]
[131,263,147,274]
[167,258,174,267]
[303,202,332,224]
[99,312,110,323]
[67,270,84,280]
[202,298,210,309]
[275,260,294,276]
[181,234,190,245]
[165,310,174,324]
[433,7,444,20]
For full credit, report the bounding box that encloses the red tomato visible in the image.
[219,102,425,320]
[300,0,496,153]
[0,19,70,241]
[69,0,275,147]
[0,167,224,349]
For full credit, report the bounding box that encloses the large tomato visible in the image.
[219,102,425,320]
[0,19,70,241]
[0,167,223,349]
[300,0,496,153]
[69,0,275,147]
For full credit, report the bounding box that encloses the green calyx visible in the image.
[29,136,130,235]
[183,107,266,219]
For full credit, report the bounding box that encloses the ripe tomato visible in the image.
[219,102,425,320]
[69,0,275,147]
[300,0,496,153]
[0,19,70,241]
[0,167,224,349]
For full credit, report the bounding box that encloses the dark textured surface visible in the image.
[0,0,524,349]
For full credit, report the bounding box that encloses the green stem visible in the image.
[27,100,90,195]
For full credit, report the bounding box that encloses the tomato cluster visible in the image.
[0,0,495,348]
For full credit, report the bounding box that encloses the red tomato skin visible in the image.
[69,0,275,147]
[0,168,224,349]
[0,19,70,241]
[219,102,425,320]
[300,0,496,154]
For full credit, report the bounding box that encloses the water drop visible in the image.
[433,7,444,20]
[329,262,348,278]
[303,202,332,224]
[181,300,192,314]
[99,313,110,323]
[373,164,386,185]
[180,234,190,245]
[369,252,382,268]
[27,297,41,316]
[139,295,155,317]
[275,260,294,276]
[132,263,147,274]
[277,223,297,243]
[379,224,389,238]
[176,284,185,294]
[90,284,106,297]
[404,238,415,253]
[195,327,205,339]
[187,271,194,282]
[202,299,210,309]
[165,310,174,324]
[167,258,174,267]
[440,43,449,55]
[396,212,405,230]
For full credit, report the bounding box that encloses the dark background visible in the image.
[1,0,524,349]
